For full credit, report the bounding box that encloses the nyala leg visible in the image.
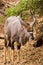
[5,35,9,48]
[5,39,8,48]
[8,39,11,47]
[11,43,14,50]
[11,40,14,50]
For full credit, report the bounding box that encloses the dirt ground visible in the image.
[0,25,43,65]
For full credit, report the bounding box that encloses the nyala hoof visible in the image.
[11,43,14,50]
[11,46,14,50]
[5,45,8,48]
[8,43,11,47]
[17,45,21,49]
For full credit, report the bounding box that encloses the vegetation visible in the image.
[5,0,32,17]
[5,0,43,19]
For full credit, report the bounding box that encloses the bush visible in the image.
[5,0,43,18]
[5,0,31,17]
